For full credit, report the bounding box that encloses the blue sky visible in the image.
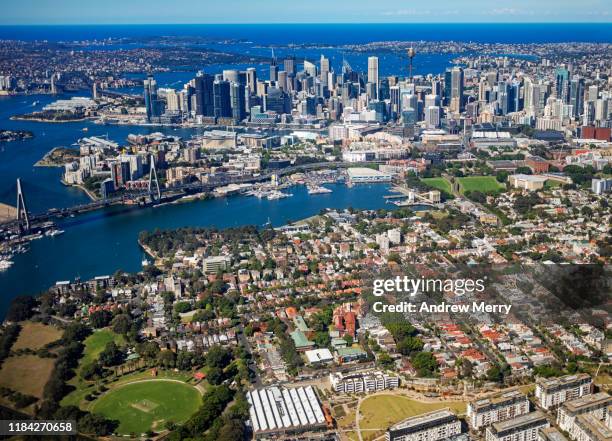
[1,0,611,24]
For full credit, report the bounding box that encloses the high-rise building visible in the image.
[213,79,232,118]
[304,60,317,78]
[555,67,570,102]
[230,82,246,121]
[246,67,257,94]
[284,56,296,75]
[368,56,379,98]
[449,67,464,113]
[264,87,291,114]
[194,72,214,117]
[320,54,330,86]
[270,50,278,82]
[143,74,160,122]
[569,77,584,118]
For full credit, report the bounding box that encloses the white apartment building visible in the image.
[485,411,549,441]
[386,409,461,441]
[467,390,530,430]
[557,393,611,439]
[329,370,400,395]
[535,374,593,410]
[573,413,612,441]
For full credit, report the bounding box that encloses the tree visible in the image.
[343,335,354,346]
[6,296,37,322]
[111,314,132,335]
[207,367,225,385]
[99,342,124,367]
[89,310,112,328]
[515,166,532,175]
[397,336,424,356]
[63,322,91,343]
[411,351,438,377]
[486,365,504,383]
[206,346,232,369]
[157,350,176,368]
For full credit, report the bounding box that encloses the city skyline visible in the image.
[1,0,612,25]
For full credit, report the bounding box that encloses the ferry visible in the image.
[266,191,292,200]
[307,185,332,195]
[46,229,65,237]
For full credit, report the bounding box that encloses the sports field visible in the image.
[11,322,62,351]
[359,395,466,441]
[457,176,504,194]
[421,177,452,194]
[91,380,201,435]
[0,355,55,398]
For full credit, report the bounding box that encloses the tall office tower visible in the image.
[222,69,240,83]
[443,69,452,106]
[304,60,317,78]
[143,74,159,122]
[194,72,214,116]
[450,67,464,113]
[569,77,585,118]
[327,71,336,91]
[264,87,291,114]
[497,81,509,115]
[401,93,418,113]
[277,71,288,91]
[182,84,194,113]
[509,81,521,112]
[166,89,181,112]
[431,79,442,97]
[284,56,296,75]
[390,86,401,116]
[425,106,441,128]
[588,85,599,102]
[270,50,278,82]
[486,71,498,86]
[213,79,232,118]
[230,82,246,121]
[367,56,379,98]
[246,68,257,94]
[555,67,570,102]
[320,55,330,86]
[424,93,440,110]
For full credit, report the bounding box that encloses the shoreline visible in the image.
[10,116,91,123]
[60,179,99,201]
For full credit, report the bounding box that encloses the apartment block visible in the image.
[557,392,611,439]
[485,411,549,441]
[536,374,593,410]
[468,390,530,430]
[330,370,400,394]
[386,409,461,441]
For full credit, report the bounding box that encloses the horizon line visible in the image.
[1,21,612,26]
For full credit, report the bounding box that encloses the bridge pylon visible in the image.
[148,154,161,202]
[16,178,30,233]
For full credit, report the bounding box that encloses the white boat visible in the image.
[266,191,292,200]
[48,229,65,237]
[307,185,332,195]
[0,260,14,271]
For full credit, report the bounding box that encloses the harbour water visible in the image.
[2,22,610,315]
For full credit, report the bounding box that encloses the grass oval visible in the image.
[91,380,201,435]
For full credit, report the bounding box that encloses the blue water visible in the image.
[1,23,611,43]
[0,183,392,317]
[1,22,610,317]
